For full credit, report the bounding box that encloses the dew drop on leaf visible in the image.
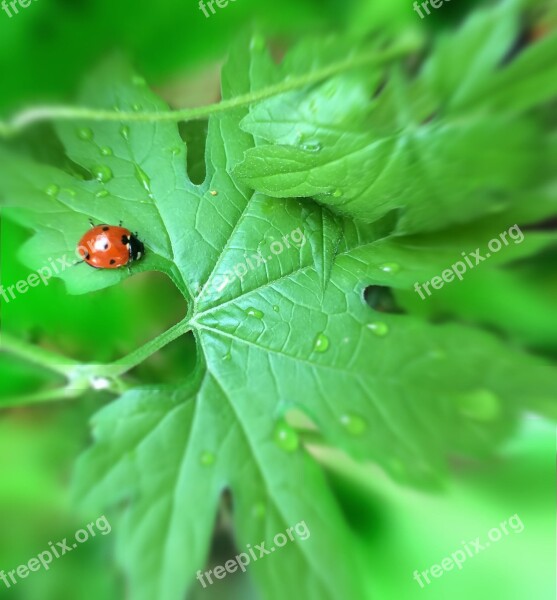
[134,164,152,197]
[45,184,59,197]
[246,307,264,319]
[132,103,142,112]
[77,127,93,141]
[367,322,389,337]
[273,421,299,453]
[389,458,406,476]
[272,305,280,312]
[332,189,342,198]
[95,190,109,198]
[314,333,330,353]
[100,146,113,156]
[379,263,400,274]
[120,125,130,141]
[301,141,322,152]
[92,165,113,183]
[251,502,266,519]
[457,389,501,421]
[200,451,216,466]
[339,412,367,436]
[250,34,265,52]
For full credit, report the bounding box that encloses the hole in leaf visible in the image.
[178,120,208,185]
[363,285,404,314]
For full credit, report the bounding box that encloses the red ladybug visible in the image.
[77,223,145,269]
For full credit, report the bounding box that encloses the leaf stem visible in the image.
[1,386,82,408]
[1,315,192,405]
[101,315,192,377]
[0,35,422,137]
[0,331,79,377]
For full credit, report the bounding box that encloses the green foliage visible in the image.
[1,2,556,600]
[234,3,557,231]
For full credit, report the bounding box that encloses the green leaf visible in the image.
[2,33,557,600]
[233,5,553,231]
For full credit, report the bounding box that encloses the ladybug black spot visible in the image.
[104,244,109,250]
[110,259,116,265]
[121,235,129,245]
[102,226,110,231]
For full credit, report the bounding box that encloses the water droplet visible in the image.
[200,451,215,466]
[171,147,182,155]
[132,103,142,112]
[389,458,406,476]
[250,34,265,52]
[210,190,218,197]
[332,189,342,198]
[367,322,389,337]
[92,165,113,183]
[273,421,299,452]
[314,333,330,353]
[45,184,59,197]
[132,75,146,86]
[222,353,231,362]
[339,412,367,436]
[120,125,130,141]
[134,164,152,197]
[100,146,113,156]
[301,141,322,152]
[457,390,501,421]
[246,307,264,319]
[273,305,279,312]
[77,127,93,141]
[95,190,109,198]
[251,502,266,519]
[379,263,400,274]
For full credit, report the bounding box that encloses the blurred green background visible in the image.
[1,0,555,599]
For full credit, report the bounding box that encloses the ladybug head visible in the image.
[128,234,145,262]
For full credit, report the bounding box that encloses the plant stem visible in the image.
[102,315,192,377]
[0,332,79,377]
[1,386,81,408]
[0,35,421,137]
[1,314,191,400]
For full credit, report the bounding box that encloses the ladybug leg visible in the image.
[88,218,95,228]
[119,220,123,227]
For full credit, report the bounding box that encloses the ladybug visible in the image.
[77,223,145,269]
